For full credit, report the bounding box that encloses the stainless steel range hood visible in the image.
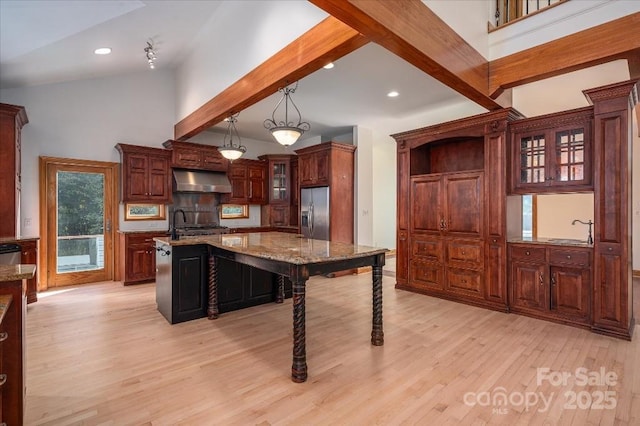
[172,169,232,193]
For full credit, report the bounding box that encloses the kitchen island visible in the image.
[155,232,387,383]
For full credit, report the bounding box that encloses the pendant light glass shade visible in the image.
[264,82,310,146]
[218,113,246,161]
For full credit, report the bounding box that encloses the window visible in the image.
[522,194,536,238]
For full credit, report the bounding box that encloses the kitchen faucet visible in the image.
[571,219,594,245]
[171,208,187,240]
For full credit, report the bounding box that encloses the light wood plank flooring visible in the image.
[25,273,639,425]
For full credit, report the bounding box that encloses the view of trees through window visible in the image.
[57,171,104,272]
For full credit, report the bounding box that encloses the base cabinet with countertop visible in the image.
[0,264,36,426]
[509,242,591,327]
[119,231,167,285]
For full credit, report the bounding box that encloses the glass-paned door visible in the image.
[45,161,115,287]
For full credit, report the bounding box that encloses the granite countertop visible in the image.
[154,232,388,265]
[0,236,40,244]
[508,237,592,248]
[0,294,12,324]
[0,264,36,282]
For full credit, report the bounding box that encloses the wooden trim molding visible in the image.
[174,16,368,140]
[633,270,640,278]
[489,14,640,98]
[310,0,502,111]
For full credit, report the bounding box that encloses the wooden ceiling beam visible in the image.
[489,13,640,98]
[309,0,502,111]
[174,16,368,141]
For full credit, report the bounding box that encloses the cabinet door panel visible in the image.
[126,155,148,199]
[127,245,151,282]
[485,241,506,304]
[173,148,201,169]
[201,150,227,171]
[298,154,315,186]
[247,266,275,302]
[315,150,330,185]
[217,258,244,307]
[445,173,483,236]
[148,157,170,199]
[509,261,546,311]
[411,176,440,233]
[593,250,623,326]
[550,265,590,322]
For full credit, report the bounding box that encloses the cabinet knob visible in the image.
[0,373,6,386]
[461,250,466,255]
[492,239,497,243]
[525,251,530,255]
[608,247,612,252]
[0,331,7,342]
[566,255,571,259]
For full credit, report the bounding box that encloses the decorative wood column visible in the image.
[584,79,638,340]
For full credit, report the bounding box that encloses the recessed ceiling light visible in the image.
[387,91,399,97]
[323,63,334,69]
[94,47,112,55]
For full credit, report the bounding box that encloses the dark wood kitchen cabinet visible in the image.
[155,244,209,324]
[509,243,591,326]
[0,103,28,239]
[509,107,593,194]
[115,144,172,204]
[224,159,267,205]
[162,140,228,172]
[259,154,297,226]
[296,145,330,187]
[119,231,167,285]
[20,239,38,303]
[295,142,356,244]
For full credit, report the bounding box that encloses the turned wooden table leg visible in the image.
[291,278,307,382]
[275,275,285,304]
[207,255,219,320]
[371,263,384,346]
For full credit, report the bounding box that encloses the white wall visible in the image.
[175,0,327,120]
[633,110,640,271]
[355,126,374,246]
[0,69,176,234]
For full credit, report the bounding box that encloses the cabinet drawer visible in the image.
[409,259,444,290]
[548,248,590,267]
[446,268,483,298]
[411,237,442,261]
[447,240,483,265]
[510,245,545,262]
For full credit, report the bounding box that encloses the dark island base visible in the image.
[156,245,291,325]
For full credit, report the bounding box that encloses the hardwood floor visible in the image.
[25,273,639,425]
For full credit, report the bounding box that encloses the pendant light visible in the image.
[263,82,310,146]
[218,113,246,161]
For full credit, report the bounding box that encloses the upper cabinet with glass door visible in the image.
[259,154,293,205]
[509,107,593,194]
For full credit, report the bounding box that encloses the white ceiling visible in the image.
[0,0,472,142]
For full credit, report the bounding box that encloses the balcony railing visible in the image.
[495,0,566,27]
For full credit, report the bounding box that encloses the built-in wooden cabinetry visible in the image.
[584,80,636,340]
[115,144,172,204]
[509,243,591,326]
[393,110,521,311]
[510,107,593,193]
[224,159,267,205]
[290,157,299,227]
[394,79,637,340]
[295,142,356,244]
[0,103,28,239]
[119,231,167,285]
[259,154,297,226]
[162,140,228,172]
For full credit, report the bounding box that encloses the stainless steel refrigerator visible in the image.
[300,187,330,240]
